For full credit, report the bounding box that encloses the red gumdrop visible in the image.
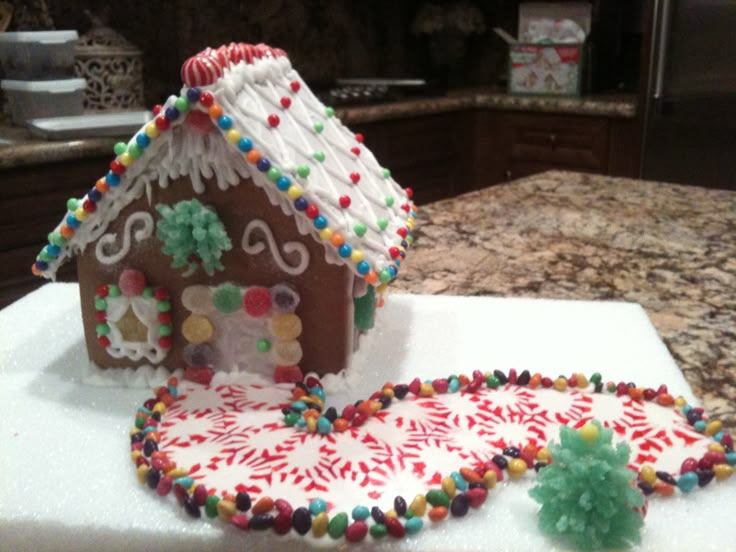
[193,484,208,506]
[98,335,111,347]
[721,433,733,450]
[508,368,518,385]
[119,269,146,296]
[273,365,303,384]
[339,195,351,208]
[432,378,449,393]
[408,377,421,395]
[342,404,357,421]
[355,133,364,143]
[541,377,553,388]
[350,147,360,156]
[154,287,168,301]
[95,311,107,322]
[183,367,214,385]
[243,287,272,317]
[304,375,322,389]
[186,110,214,135]
[483,460,504,482]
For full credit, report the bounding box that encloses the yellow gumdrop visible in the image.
[131,450,141,463]
[639,465,657,486]
[74,207,89,221]
[576,373,589,388]
[166,467,190,479]
[145,123,160,138]
[553,377,567,391]
[287,185,302,200]
[350,249,365,263]
[441,476,457,498]
[118,152,134,167]
[419,382,434,396]
[182,314,214,344]
[153,402,167,414]
[319,228,333,241]
[536,448,551,463]
[376,283,388,294]
[708,443,725,453]
[508,458,527,479]
[181,285,213,313]
[312,512,329,537]
[714,464,734,481]
[409,494,427,517]
[382,387,395,399]
[274,340,303,365]
[217,499,237,522]
[226,129,241,144]
[580,423,600,443]
[482,469,497,489]
[705,420,722,436]
[137,464,149,484]
[271,314,302,339]
[674,396,687,407]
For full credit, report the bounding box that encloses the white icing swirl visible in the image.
[241,219,310,276]
[94,211,154,265]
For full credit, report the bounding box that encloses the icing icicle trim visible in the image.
[95,211,155,265]
[241,219,310,276]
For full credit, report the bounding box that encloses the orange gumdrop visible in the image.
[303,409,321,420]
[160,393,176,407]
[60,224,75,238]
[364,271,378,284]
[292,387,307,400]
[657,393,674,406]
[208,104,223,119]
[529,373,542,388]
[95,178,109,192]
[251,496,274,515]
[31,264,41,276]
[628,387,644,401]
[330,233,345,247]
[246,149,261,164]
[458,374,470,386]
[357,400,374,416]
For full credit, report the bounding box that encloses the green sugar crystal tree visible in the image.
[529,421,645,551]
[156,199,232,276]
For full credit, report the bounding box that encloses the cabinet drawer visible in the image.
[509,114,609,171]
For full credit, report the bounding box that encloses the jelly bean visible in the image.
[697,469,715,487]
[192,484,207,507]
[466,487,488,508]
[639,465,657,486]
[428,506,449,521]
[493,370,508,384]
[450,493,470,517]
[680,458,698,474]
[156,475,173,496]
[370,523,387,538]
[656,393,674,406]
[553,377,567,391]
[394,496,407,517]
[173,484,188,506]
[352,505,370,521]
[426,489,450,508]
[205,494,220,518]
[492,455,508,470]
[536,448,551,463]
[508,458,528,479]
[449,378,461,392]
[250,514,275,530]
[312,512,329,537]
[676,471,698,492]
[317,416,332,434]
[310,498,328,516]
[637,481,654,495]
[432,378,449,393]
[231,513,249,530]
[708,443,725,453]
[385,517,406,538]
[273,512,292,535]
[333,418,349,432]
[486,375,500,389]
[482,470,497,489]
[517,370,531,385]
[184,496,201,518]
[460,467,482,483]
[653,481,675,496]
[484,460,504,482]
[251,496,274,515]
[503,446,521,458]
[656,471,677,485]
[405,517,423,534]
[371,506,385,524]
[714,464,734,481]
[409,494,427,517]
[345,520,368,542]
[419,382,434,396]
[384,509,397,519]
[327,512,348,538]
[441,476,457,498]
[292,507,312,535]
[450,472,468,491]
[146,468,161,489]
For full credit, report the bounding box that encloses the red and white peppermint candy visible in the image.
[180,51,225,87]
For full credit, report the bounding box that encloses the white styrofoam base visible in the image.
[1,283,732,551]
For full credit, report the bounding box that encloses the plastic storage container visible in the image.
[1,79,86,125]
[0,31,79,80]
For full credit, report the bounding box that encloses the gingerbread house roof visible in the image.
[33,43,416,286]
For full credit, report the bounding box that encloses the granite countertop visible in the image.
[393,170,736,428]
[0,89,636,170]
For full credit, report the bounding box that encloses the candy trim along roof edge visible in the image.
[32,43,416,287]
[129,368,735,543]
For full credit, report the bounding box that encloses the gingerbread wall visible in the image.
[77,175,355,376]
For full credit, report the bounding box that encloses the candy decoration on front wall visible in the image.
[95,269,172,362]
[180,282,303,383]
[130,368,734,549]
[155,199,232,277]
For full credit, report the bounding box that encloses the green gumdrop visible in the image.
[108,285,121,297]
[296,164,310,178]
[353,222,367,237]
[379,269,391,283]
[353,285,376,331]
[313,122,324,133]
[96,323,110,336]
[142,287,154,298]
[157,300,171,312]
[49,232,67,246]
[313,151,325,162]
[267,167,281,181]
[257,338,271,352]
[94,297,107,311]
[205,495,220,518]
[213,284,242,313]
[377,218,388,231]
[113,142,127,156]
[325,106,335,118]
[327,512,348,539]
[66,198,78,211]
[174,97,189,113]
[39,248,52,262]
[128,143,143,158]
[284,412,300,426]
[385,196,394,207]
[382,168,391,178]
[159,324,173,336]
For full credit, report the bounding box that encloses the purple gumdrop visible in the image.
[183,343,215,367]
[270,283,300,313]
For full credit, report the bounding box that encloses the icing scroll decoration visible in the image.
[241,219,310,276]
[95,211,154,265]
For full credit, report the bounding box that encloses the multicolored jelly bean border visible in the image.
[33,86,416,287]
[130,369,735,543]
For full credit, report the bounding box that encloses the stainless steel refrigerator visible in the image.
[641,0,736,189]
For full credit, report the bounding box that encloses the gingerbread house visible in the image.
[32,43,416,382]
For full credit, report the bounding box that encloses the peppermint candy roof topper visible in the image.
[132,369,735,550]
[31,42,416,380]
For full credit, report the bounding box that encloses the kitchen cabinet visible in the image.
[471,110,639,187]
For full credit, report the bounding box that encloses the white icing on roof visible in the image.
[34,44,416,284]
